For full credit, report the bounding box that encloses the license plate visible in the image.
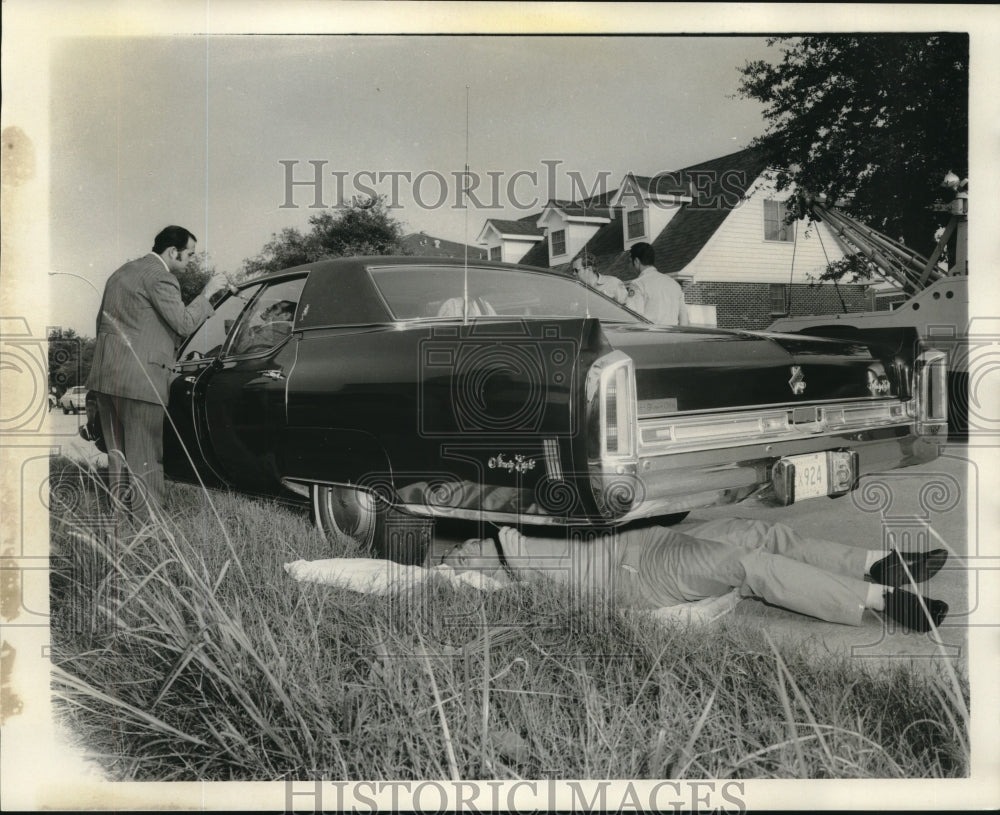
[790,452,828,499]
[772,451,857,505]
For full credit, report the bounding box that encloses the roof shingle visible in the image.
[579,148,769,278]
[485,219,545,237]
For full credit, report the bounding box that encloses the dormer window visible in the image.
[551,229,566,257]
[627,209,646,240]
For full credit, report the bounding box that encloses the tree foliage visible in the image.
[176,251,215,305]
[815,252,876,286]
[737,35,968,252]
[48,327,96,393]
[240,196,406,278]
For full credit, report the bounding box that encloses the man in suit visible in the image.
[87,225,230,515]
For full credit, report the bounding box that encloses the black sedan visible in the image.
[85,256,948,563]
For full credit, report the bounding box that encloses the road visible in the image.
[429,443,971,670]
[51,409,971,669]
[681,444,970,668]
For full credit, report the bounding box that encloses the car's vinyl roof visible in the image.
[240,255,571,286]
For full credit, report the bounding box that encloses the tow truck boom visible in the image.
[769,181,969,433]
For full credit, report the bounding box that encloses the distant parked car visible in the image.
[81,256,948,564]
[60,386,88,414]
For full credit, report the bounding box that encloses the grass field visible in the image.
[48,456,969,781]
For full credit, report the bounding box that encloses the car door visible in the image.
[192,275,308,494]
[166,284,262,484]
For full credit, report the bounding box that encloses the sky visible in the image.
[47,34,776,333]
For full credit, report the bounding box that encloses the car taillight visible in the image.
[913,349,948,435]
[604,362,635,456]
[587,350,637,462]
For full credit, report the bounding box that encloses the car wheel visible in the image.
[312,484,433,566]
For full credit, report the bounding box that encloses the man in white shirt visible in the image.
[576,242,689,326]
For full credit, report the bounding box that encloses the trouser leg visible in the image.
[687,518,869,579]
[95,392,130,512]
[635,524,869,625]
[119,398,165,508]
[735,549,869,626]
[94,393,164,515]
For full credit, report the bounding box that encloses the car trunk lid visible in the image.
[602,324,899,416]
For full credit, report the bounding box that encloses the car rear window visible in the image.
[367,265,641,323]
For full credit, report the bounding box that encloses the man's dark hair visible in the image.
[629,241,655,267]
[152,225,197,255]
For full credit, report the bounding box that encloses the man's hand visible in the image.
[202,273,237,300]
[497,526,527,552]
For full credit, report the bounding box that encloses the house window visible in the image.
[490,246,501,261]
[627,209,646,240]
[551,229,566,257]
[764,199,794,242]
[769,283,789,315]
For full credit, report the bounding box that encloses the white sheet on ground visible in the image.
[284,557,742,624]
[283,557,509,594]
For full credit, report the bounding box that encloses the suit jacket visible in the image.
[87,253,213,405]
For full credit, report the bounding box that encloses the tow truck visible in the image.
[769,177,969,434]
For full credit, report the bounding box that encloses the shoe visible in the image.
[869,548,947,587]
[883,588,948,633]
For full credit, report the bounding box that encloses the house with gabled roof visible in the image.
[478,148,891,329]
[475,215,545,264]
[400,232,486,260]
[533,200,615,267]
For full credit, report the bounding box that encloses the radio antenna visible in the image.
[463,85,470,324]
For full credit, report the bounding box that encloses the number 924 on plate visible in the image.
[771,450,858,506]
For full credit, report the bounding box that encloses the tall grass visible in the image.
[48,456,969,780]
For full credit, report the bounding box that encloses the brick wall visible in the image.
[682,281,869,330]
[872,292,908,311]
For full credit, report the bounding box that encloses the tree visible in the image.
[176,251,215,304]
[737,35,968,252]
[815,253,876,286]
[240,196,407,278]
[48,328,95,393]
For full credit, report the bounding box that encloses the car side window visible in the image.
[176,284,262,364]
[228,277,307,357]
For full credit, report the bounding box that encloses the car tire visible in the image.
[312,484,433,566]
[62,406,69,414]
